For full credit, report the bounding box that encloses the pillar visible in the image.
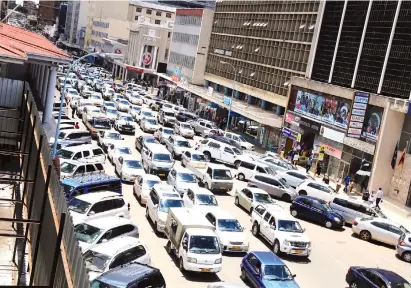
[37,65,45,96]
[138,45,145,67]
[214,83,218,91]
[112,64,115,74]
[124,69,128,82]
[122,67,126,81]
[152,46,159,70]
[247,95,253,104]
[205,80,209,88]
[43,67,57,124]
[260,100,267,110]
[41,66,50,107]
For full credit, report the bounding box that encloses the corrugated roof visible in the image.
[0,23,70,62]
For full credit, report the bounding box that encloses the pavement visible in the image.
[60,92,411,287]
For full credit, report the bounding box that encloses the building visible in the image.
[22,0,38,15]
[284,0,411,208]
[167,8,214,85]
[65,0,89,47]
[38,0,61,25]
[57,2,67,35]
[90,18,130,51]
[0,0,8,20]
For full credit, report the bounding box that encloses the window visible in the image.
[93,149,104,156]
[299,198,312,206]
[166,13,172,18]
[73,152,82,160]
[256,166,266,173]
[389,225,403,235]
[240,161,255,170]
[86,164,96,172]
[164,48,169,60]
[168,32,171,38]
[169,52,195,70]
[90,201,111,214]
[267,178,281,187]
[136,7,142,12]
[288,172,306,180]
[172,32,199,45]
[371,222,390,231]
[362,270,386,287]
[205,213,216,226]
[146,9,152,15]
[156,11,162,16]
[113,198,125,209]
[150,191,159,204]
[135,16,138,20]
[224,147,234,154]
[83,150,90,158]
[263,212,271,222]
[76,166,85,174]
[184,151,191,157]
[254,205,266,216]
[175,15,200,25]
[155,20,160,24]
[110,245,146,269]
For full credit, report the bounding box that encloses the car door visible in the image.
[245,255,262,288]
[360,270,388,288]
[182,151,190,166]
[222,147,235,164]
[86,164,97,173]
[238,189,248,209]
[259,211,272,240]
[88,199,113,220]
[183,190,193,207]
[266,178,283,198]
[311,200,327,224]
[387,225,404,246]
[244,190,254,211]
[167,169,177,187]
[296,197,312,218]
[266,215,277,244]
[72,151,82,161]
[370,222,392,244]
[135,176,143,196]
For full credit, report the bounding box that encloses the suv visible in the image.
[57,144,105,164]
[197,138,242,166]
[60,160,105,178]
[248,174,297,202]
[158,108,176,127]
[164,135,192,159]
[141,143,174,177]
[90,262,166,288]
[68,191,130,225]
[397,233,411,263]
[223,132,255,150]
[236,160,274,181]
[49,129,92,148]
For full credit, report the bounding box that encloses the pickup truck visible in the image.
[165,207,222,273]
[250,204,311,258]
[186,163,234,193]
[190,119,218,136]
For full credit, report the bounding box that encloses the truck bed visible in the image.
[186,165,207,180]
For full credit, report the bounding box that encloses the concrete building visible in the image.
[167,8,214,85]
[38,0,61,25]
[90,18,131,51]
[283,0,411,208]
[65,0,89,47]
[57,2,67,35]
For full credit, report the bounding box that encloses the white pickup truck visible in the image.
[186,163,234,193]
[165,207,222,273]
[250,204,311,258]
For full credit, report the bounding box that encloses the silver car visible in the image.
[247,173,297,202]
[276,170,314,189]
[164,135,192,159]
[258,156,296,172]
[397,233,411,263]
[166,167,198,196]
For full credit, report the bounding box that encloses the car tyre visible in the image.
[240,267,247,282]
[290,209,298,217]
[252,222,259,236]
[166,240,173,254]
[281,194,291,202]
[179,257,185,272]
[298,190,307,196]
[325,221,333,229]
[359,230,371,242]
[204,152,211,162]
[237,173,245,181]
[234,161,241,168]
[402,252,411,263]
[273,240,281,255]
[349,282,358,288]
[235,197,239,206]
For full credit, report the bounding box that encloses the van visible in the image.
[330,195,387,224]
[141,143,174,178]
[49,129,92,148]
[237,160,274,181]
[60,173,122,200]
[60,159,105,178]
[57,144,105,164]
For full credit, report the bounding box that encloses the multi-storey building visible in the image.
[65,0,89,47]
[38,0,61,25]
[168,8,214,85]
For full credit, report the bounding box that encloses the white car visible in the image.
[167,167,198,196]
[81,86,93,98]
[112,93,125,103]
[140,117,159,133]
[133,174,161,205]
[234,187,283,214]
[97,130,123,152]
[116,99,130,112]
[296,179,338,202]
[114,113,135,134]
[101,107,118,123]
[60,160,104,178]
[102,87,115,100]
[174,122,194,138]
[74,217,139,253]
[129,105,142,119]
[183,187,218,209]
[107,144,132,163]
[90,93,104,107]
[204,208,249,253]
[224,132,254,150]
[65,88,79,101]
[135,109,154,124]
[181,149,207,169]
[275,170,314,189]
[67,192,130,225]
[70,95,82,109]
[352,217,409,246]
[84,236,150,281]
[154,127,174,144]
[129,94,143,105]
[113,155,145,182]
[102,101,116,109]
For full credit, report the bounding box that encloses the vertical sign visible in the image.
[347,91,369,138]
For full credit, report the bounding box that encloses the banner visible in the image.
[281,127,301,142]
[347,91,369,138]
[361,105,383,142]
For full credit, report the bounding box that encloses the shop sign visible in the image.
[281,127,301,142]
[347,91,369,138]
[285,112,299,126]
[223,96,231,105]
[314,142,342,159]
[320,126,345,143]
[285,112,320,131]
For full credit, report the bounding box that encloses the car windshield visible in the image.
[181,123,192,129]
[176,140,191,148]
[106,109,117,115]
[263,264,293,280]
[120,116,133,122]
[68,198,91,214]
[159,199,184,213]
[213,169,232,180]
[165,112,175,117]
[196,194,217,206]
[60,162,77,173]
[145,180,161,189]
[142,111,153,117]
[218,219,242,232]
[124,160,142,169]
[74,223,103,243]
[153,154,172,162]
[84,250,110,273]
[254,193,272,204]
[107,89,114,93]
[106,132,121,139]
[192,154,205,162]
[144,137,157,144]
[147,119,157,125]
[178,173,196,183]
[57,149,74,159]
[105,102,115,107]
[278,220,304,233]
[119,100,128,105]
[115,147,132,155]
[189,236,220,254]
[94,119,110,128]
[132,106,141,111]
[132,95,141,99]
[58,132,66,139]
[68,90,78,94]
[92,95,102,100]
[163,129,174,135]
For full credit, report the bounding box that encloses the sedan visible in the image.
[276,170,314,189]
[346,266,410,288]
[135,135,158,152]
[116,99,130,112]
[154,127,174,144]
[133,174,161,205]
[129,105,142,119]
[90,93,104,107]
[352,218,409,246]
[234,187,282,215]
[114,114,135,134]
[129,94,143,105]
[296,179,338,202]
[81,86,93,99]
[181,149,206,169]
[113,155,145,182]
[107,145,132,163]
[140,117,159,133]
[165,135,192,159]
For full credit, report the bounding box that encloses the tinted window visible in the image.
[288,172,307,180]
[240,161,255,170]
[254,205,266,216]
[371,222,390,231]
[263,212,272,222]
[83,150,90,157]
[224,147,234,154]
[332,197,349,207]
[136,271,166,288]
[93,149,104,156]
[90,200,112,214]
[73,152,82,160]
[86,164,96,172]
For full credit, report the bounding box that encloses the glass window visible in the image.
[83,150,90,157]
[93,149,104,156]
[240,161,256,170]
[254,205,266,215]
[155,20,160,24]
[74,223,103,243]
[263,212,272,221]
[72,152,82,160]
[86,164,96,172]
[146,9,152,14]
[166,13,171,18]
[68,198,91,214]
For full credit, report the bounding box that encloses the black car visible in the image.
[91,262,166,288]
[346,266,410,288]
[135,135,158,151]
[290,195,344,229]
[176,111,197,122]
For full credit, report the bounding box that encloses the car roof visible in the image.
[74,191,122,203]
[61,173,120,186]
[153,184,177,193]
[205,207,236,219]
[145,143,169,152]
[144,116,156,120]
[89,236,144,257]
[206,163,232,170]
[84,216,133,229]
[162,108,174,112]
[142,174,161,181]
[252,251,285,265]
[162,127,174,131]
[173,166,194,173]
[96,262,158,286]
[61,144,100,152]
[59,129,88,134]
[296,195,326,203]
[188,187,213,195]
[119,154,140,161]
[247,187,268,194]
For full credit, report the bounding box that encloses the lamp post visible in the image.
[220,60,236,131]
[52,52,116,158]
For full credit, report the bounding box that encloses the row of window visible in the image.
[91,39,103,48]
[169,51,195,70]
[92,30,108,38]
[135,6,172,18]
[172,32,199,46]
[175,15,202,26]
[92,20,109,28]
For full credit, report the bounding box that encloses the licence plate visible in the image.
[294,249,304,254]
[200,268,211,272]
[232,246,241,250]
[131,178,136,182]
[159,173,165,176]
[220,187,226,190]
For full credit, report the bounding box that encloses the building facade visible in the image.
[38,0,61,25]
[168,8,214,85]
[90,18,131,50]
[65,0,89,47]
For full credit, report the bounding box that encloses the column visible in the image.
[247,95,253,104]
[260,100,267,110]
[224,87,228,96]
[41,67,50,107]
[37,65,45,96]
[205,80,209,88]
[138,45,145,67]
[43,67,57,124]
[152,46,159,70]
[112,64,115,74]
[122,67,126,81]
[124,69,128,82]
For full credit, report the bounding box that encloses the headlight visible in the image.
[334,217,341,222]
[122,172,130,177]
[283,240,290,246]
[187,257,197,263]
[214,258,222,264]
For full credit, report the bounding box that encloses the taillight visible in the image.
[353,221,358,226]
[399,241,406,246]
[248,179,251,182]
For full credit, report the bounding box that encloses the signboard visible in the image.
[223,96,231,105]
[285,112,320,131]
[281,127,301,142]
[142,52,152,66]
[347,91,369,138]
[320,126,345,143]
[361,105,383,142]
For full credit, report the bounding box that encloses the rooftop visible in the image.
[0,23,70,64]
[252,251,284,265]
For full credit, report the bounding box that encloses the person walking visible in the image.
[72,105,76,118]
[376,188,383,209]
[293,153,299,166]
[306,156,312,173]
[74,122,79,129]
[343,174,352,193]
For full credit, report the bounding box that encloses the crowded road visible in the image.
[64,96,411,288]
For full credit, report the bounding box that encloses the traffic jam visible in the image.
[54,62,411,288]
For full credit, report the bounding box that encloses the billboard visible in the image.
[362,105,383,142]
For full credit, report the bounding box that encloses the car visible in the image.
[97,130,123,151]
[114,113,135,134]
[133,174,162,205]
[89,262,166,288]
[74,216,139,253]
[290,196,344,229]
[107,144,132,163]
[102,87,115,100]
[276,170,314,189]
[135,135,158,152]
[135,109,154,124]
[236,159,274,181]
[112,93,125,102]
[166,167,198,196]
[247,174,297,202]
[181,149,206,169]
[224,132,255,150]
[101,106,118,123]
[154,127,174,144]
[164,135,192,159]
[57,144,105,164]
[84,236,151,281]
[240,251,300,287]
[67,191,130,225]
[141,143,174,178]
[397,232,411,263]
[234,187,281,215]
[149,100,162,111]
[49,129,92,148]
[129,104,142,119]
[102,100,116,109]
[174,121,195,138]
[129,94,143,105]
[60,160,105,178]
[352,217,409,246]
[140,117,159,133]
[346,267,410,288]
[158,108,176,127]
[204,208,248,253]
[64,88,79,102]
[183,187,218,209]
[76,99,93,117]
[296,179,338,202]
[81,85,93,98]
[258,156,296,172]
[176,111,197,123]
[70,95,82,109]
[115,99,130,112]
[113,155,145,182]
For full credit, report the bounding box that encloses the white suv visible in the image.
[296,179,338,202]
[68,191,130,225]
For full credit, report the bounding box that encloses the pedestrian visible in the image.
[376,188,383,209]
[222,118,227,130]
[306,156,312,173]
[293,153,299,166]
[316,162,322,177]
[343,174,352,193]
[74,122,79,129]
[72,105,76,118]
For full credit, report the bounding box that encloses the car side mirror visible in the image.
[292,274,297,278]
[101,239,108,243]
[270,225,276,230]
[182,243,188,250]
[88,211,95,215]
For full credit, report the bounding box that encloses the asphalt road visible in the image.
[67,101,411,288]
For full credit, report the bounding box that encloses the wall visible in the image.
[91,18,131,49]
[389,154,411,204]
